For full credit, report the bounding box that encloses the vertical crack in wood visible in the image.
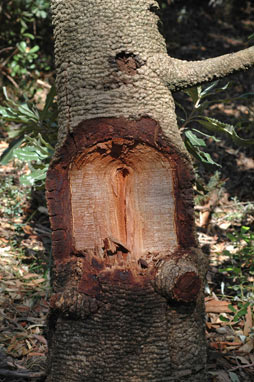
[69,142,178,275]
[114,167,129,246]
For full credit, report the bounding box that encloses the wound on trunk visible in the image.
[47,117,197,298]
[69,143,177,260]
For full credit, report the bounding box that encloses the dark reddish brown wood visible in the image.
[172,271,201,302]
[46,117,198,299]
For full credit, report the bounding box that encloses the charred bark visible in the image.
[46,0,254,380]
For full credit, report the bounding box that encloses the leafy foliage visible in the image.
[0,86,57,187]
[0,0,52,83]
[220,226,254,299]
[178,80,254,167]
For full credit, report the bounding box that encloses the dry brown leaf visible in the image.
[210,341,242,352]
[22,225,34,235]
[249,353,254,363]
[33,334,47,345]
[234,355,252,365]
[15,305,31,312]
[238,338,254,354]
[26,278,46,286]
[205,299,233,313]
[23,273,41,280]
[27,352,45,357]
[200,209,211,228]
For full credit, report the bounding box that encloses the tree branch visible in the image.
[148,46,254,90]
[154,257,201,302]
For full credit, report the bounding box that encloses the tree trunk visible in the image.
[46,1,254,381]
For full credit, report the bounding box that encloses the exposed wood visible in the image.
[46,117,196,269]
[69,143,176,259]
[46,117,198,300]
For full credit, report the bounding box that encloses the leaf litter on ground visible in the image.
[0,142,49,380]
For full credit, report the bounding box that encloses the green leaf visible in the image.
[23,33,35,39]
[228,304,237,313]
[29,45,39,53]
[20,167,48,186]
[241,226,250,234]
[219,315,229,322]
[191,128,221,142]
[229,372,240,382]
[236,92,254,99]
[0,137,24,165]
[200,80,220,97]
[185,86,202,107]
[38,133,54,152]
[18,41,27,52]
[185,130,206,147]
[232,303,249,322]
[40,85,56,122]
[248,33,254,41]
[227,232,237,242]
[13,146,47,161]
[196,117,254,146]
[18,104,39,121]
[200,81,231,99]
[201,152,219,166]
[3,86,10,101]
[185,137,220,167]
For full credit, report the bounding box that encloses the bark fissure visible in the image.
[46,117,206,380]
[47,0,254,380]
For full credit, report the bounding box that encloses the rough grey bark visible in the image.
[51,0,254,160]
[148,47,254,90]
[46,0,254,381]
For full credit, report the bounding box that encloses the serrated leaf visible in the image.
[185,130,206,146]
[200,81,230,99]
[196,117,254,146]
[13,146,48,161]
[185,137,220,166]
[191,128,221,142]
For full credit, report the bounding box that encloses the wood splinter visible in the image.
[103,236,130,255]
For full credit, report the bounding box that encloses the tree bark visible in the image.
[46,1,254,381]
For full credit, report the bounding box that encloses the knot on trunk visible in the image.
[154,257,201,303]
